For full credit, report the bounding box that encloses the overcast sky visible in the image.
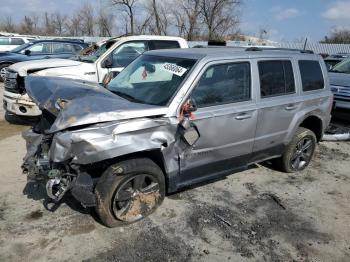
[0,0,349,41]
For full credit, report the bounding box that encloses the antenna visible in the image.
[303,37,308,51]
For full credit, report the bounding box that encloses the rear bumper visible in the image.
[3,91,41,116]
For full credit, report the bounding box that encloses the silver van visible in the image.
[22,48,332,227]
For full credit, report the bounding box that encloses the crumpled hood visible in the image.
[329,72,350,88]
[9,58,83,77]
[25,76,168,133]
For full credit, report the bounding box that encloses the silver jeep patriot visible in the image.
[22,48,332,227]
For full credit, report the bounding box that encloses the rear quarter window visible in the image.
[149,40,180,50]
[258,60,295,98]
[298,60,324,91]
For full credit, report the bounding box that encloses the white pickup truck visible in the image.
[3,35,188,117]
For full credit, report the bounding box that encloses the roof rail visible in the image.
[245,47,314,54]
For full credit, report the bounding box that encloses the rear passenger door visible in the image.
[252,59,299,160]
[179,61,258,184]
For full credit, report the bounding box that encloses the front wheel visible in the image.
[95,158,165,227]
[0,63,11,82]
[278,127,317,173]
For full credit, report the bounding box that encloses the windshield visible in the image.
[11,42,33,53]
[331,58,350,74]
[71,41,116,63]
[107,55,197,106]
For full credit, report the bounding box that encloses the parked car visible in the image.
[3,35,188,118]
[22,48,332,227]
[0,36,37,52]
[324,53,350,71]
[329,58,350,109]
[0,39,88,82]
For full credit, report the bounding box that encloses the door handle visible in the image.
[285,104,297,111]
[235,113,252,120]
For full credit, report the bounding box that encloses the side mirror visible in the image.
[179,98,200,146]
[101,71,114,87]
[181,98,197,118]
[24,50,31,56]
[102,55,113,68]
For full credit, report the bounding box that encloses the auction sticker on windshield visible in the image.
[161,63,187,76]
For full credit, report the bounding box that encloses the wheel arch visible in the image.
[88,149,173,193]
[0,61,13,66]
[299,115,323,142]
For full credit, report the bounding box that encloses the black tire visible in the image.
[95,158,165,227]
[277,127,317,173]
[0,63,11,82]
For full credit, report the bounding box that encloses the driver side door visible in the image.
[179,61,258,185]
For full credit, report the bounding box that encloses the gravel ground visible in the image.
[0,82,349,262]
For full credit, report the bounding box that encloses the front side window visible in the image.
[192,62,251,108]
[27,43,51,54]
[299,60,324,91]
[108,55,196,106]
[72,41,115,63]
[258,60,295,98]
[112,41,147,68]
[330,58,350,74]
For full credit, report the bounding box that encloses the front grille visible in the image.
[331,85,350,98]
[4,71,25,94]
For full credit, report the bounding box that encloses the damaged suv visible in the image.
[23,48,332,227]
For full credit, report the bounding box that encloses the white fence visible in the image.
[40,35,350,55]
[188,41,350,54]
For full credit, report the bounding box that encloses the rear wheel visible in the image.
[0,63,11,82]
[277,127,317,173]
[95,158,165,227]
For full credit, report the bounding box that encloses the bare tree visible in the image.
[65,13,82,36]
[200,0,241,40]
[173,0,201,40]
[322,29,350,44]
[52,12,67,36]
[20,15,40,34]
[1,16,16,33]
[97,10,114,37]
[136,15,152,34]
[150,0,162,34]
[43,12,55,35]
[147,0,169,35]
[112,0,137,35]
[79,4,95,36]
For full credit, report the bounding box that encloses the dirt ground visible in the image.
[0,82,350,262]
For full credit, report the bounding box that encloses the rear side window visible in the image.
[52,43,78,53]
[192,62,251,107]
[149,40,180,50]
[298,60,324,91]
[0,38,10,45]
[258,60,295,98]
[11,38,25,45]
